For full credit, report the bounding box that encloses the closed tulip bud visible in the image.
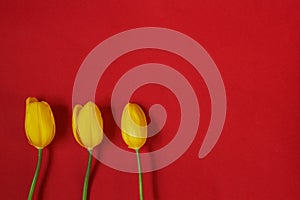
[25,97,55,149]
[121,103,147,150]
[72,101,103,150]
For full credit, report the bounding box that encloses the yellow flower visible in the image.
[25,97,56,149]
[121,103,147,150]
[72,101,103,150]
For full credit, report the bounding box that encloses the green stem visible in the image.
[135,149,144,200]
[82,149,93,200]
[28,148,42,200]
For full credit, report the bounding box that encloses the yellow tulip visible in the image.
[121,103,147,200]
[72,101,103,200]
[72,101,104,150]
[121,103,147,150]
[25,97,55,149]
[25,97,55,200]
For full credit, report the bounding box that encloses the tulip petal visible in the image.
[25,102,39,147]
[72,104,85,147]
[26,97,38,105]
[128,103,147,127]
[39,101,55,147]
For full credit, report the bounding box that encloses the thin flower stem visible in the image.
[135,149,144,200]
[82,149,93,200]
[28,148,42,200]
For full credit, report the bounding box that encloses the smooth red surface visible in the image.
[1,1,300,199]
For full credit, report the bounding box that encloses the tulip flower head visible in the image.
[72,101,104,150]
[121,103,147,150]
[25,97,56,149]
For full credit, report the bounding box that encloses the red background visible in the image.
[1,0,300,199]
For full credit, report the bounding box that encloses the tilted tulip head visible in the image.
[72,101,104,150]
[121,103,148,150]
[25,97,56,149]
